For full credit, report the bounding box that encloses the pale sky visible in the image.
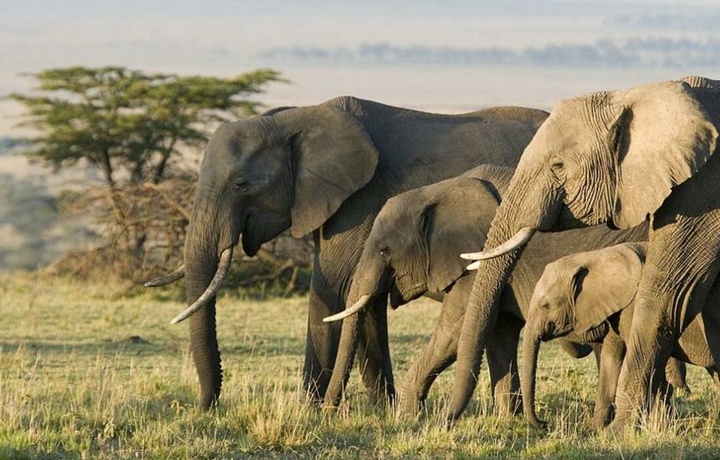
[2,0,720,137]
[1,0,719,267]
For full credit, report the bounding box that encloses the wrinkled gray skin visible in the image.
[324,164,649,416]
[178,97,549,409]
[449,76,720,429]
[523,242,719,429]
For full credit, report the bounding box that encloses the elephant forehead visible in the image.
[541,261,576,291]
[207,119,272,156]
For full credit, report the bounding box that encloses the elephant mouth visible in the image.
[389,281,427,308]
[541,324,571,341]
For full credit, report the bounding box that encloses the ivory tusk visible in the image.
[322,294,372,322]
[460,227,536,263]
[144,264,185,287]
[170,247,234,325]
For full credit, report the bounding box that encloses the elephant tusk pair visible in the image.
[144,265,185,287]
[170,247,234,325]
[461,227,536,270]
[322,294,372,322]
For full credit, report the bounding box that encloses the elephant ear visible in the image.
[278,104,380,238]
[573,244,644,333]
[611,81,719,229]
[424,177,501,292]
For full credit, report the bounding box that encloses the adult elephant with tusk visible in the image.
[447,76,720,429]
[147,96,549,409]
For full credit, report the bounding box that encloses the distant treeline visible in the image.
[260,37,720,69]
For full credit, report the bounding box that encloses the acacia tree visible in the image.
[10,66,283,187]
[8,66,300,280]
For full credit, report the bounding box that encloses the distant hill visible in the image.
[260,37,720,69]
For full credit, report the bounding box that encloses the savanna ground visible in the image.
[1,272,720,459]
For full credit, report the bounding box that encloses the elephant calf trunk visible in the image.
[522,332,547,429]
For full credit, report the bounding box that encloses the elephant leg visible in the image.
[304,280,341,404]
[611,209,720,429]
[594,333,625,429]
[356,296,395,406]
[486,313,523,416]
[397,292,464,417]
[701,282,720,393]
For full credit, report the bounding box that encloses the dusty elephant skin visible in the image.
[323,164,647,416]
[157,96,549,409]
[449,76,720,429]
[521,242,718,430]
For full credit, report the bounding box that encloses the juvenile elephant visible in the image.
[450,76,720,428]
[522,242,720,429]
[323,164,648,415]
[147,97,549,408]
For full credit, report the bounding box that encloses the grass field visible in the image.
[1,272,720,459]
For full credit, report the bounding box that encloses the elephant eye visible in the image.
[234,180,249,191]
[550,159,564,173]
[379,247,391,260]
[540,301,550,310]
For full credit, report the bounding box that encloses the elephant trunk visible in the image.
[323,255,388,408]
[183,196,238,409]
[185,247,223,409]
[521,324,546,429]
[446,172,551,424]
[323,310,362,407]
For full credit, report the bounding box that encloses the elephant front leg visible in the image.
[304,278,343,404]
[610,290,675,430]
[396,302,461,417]
[611,215,720,430]
[594,333,625,429]
[486,313,523,416]
[356,296,395,406]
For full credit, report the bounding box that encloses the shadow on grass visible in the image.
[0,338,169,358]
[221,337,307,357]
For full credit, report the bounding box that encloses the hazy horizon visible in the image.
[1,0,719,269]
[2,0,720,138]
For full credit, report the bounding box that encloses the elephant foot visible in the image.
[320,403,341,414]
[493,392,523,417]
[396,384,426,418]
[396,397,424,419]
[605,411,637,434]
[592,406,615,431]
[527,416,547,430]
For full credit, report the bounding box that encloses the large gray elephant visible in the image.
[149,96,549,409]
[323,164,648,416]
[448,76,720,428]
[522,243,711,430]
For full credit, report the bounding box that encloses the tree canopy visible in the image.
[4,66,309,285]
[9,66,284,187]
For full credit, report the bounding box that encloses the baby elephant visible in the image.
[522,242,720,429]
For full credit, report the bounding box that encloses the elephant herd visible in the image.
[148,75,720,431]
